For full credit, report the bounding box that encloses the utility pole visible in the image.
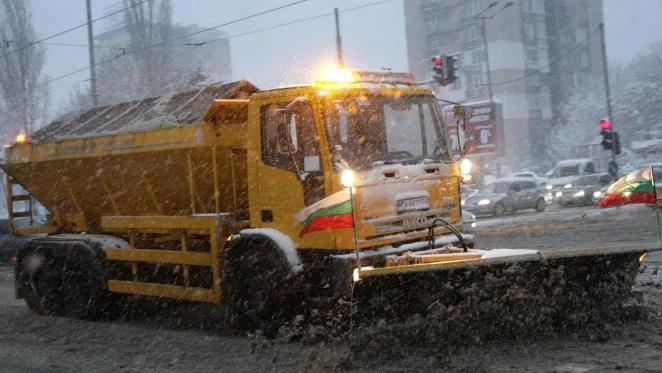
[599,23,617,174]
[86,0,98,107]
[475,1,512,179]
[334,8,344,68]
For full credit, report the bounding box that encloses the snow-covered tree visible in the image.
[64,0,212,112]
[0,0,50,141]
[551,41,662,166]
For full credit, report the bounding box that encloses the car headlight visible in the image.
[555,191,562,197]
[573,190,585,197]
[461,199,465,206]
[593,191,603,198]
[564,184,572,189]
[478,199,491,205]
[545,185,553,190]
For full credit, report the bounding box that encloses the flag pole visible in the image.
[653,166,661,243]
[349,186,361,272]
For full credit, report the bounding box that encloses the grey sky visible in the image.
[29,0,662,113]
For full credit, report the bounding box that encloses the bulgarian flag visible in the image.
[294,189,354,236]
[597,167,656,207]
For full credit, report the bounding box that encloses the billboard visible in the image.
[442,102,500,156]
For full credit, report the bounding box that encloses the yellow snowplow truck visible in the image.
[1,69,657,336]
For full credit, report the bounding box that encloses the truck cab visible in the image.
[244,69,463,252]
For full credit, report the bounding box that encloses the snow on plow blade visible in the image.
[345,245,659,342]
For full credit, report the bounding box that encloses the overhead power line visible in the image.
[0,0,150,59]
[491,26,601,86]
[24,0,309,90]
[172,0,393,51]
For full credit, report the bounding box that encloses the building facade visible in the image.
[95,3,232,84]
[404,0,603,166]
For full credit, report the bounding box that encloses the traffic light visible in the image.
[613,131,621,155]
[445,55,457,84]
[601,129,613,150]
[431,55,446,85]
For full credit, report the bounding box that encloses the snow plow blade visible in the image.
[341,245,660,341]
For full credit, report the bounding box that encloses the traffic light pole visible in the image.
[599,23,617,172]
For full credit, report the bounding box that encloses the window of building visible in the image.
[474,74,485,88]
[530,109,542,119]
[469,25,482,40]
[466,0,481,16]
[523,23,534,40]
[580,52,589,67]
[425,14,437,34]
[471,49,486,64]
[531,0,545,14]
[539,47,548,64]
[428,36,439,51]
[535,22,547,39]
[526,48,539,61]
[451,77,462,90]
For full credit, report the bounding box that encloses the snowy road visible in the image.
[1,205,662,372]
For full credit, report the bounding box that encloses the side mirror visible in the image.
[274,109,298,154]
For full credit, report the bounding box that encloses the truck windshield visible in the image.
[323,94,450,170]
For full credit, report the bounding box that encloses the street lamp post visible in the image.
[474,1,512,178]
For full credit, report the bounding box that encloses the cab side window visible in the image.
[260,102,319,172]
[584,162,596,174]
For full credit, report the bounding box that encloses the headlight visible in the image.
[545,185,553,190]
[460,158,472,175]
[593,191,603,198]
[564,184,572,189]
[555,191,562,197]
[461,199,465,206]
[478,199,491,205]
[341,169,355,187]
[573,190,585,197]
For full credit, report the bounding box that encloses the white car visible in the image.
[510,171,547,188]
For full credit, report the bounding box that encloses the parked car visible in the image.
[462,177,547,217]
[556,173,613,206]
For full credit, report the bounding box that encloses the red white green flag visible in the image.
[597,167,656,207]
[294,189,354,236]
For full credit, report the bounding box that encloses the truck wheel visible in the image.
[18,251,65,316]
[60,248,105,320]
[223,236,299,336]
[535,198,546,212]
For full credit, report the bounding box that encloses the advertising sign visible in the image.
[443,102,499,156]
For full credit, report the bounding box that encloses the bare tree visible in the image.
[0,0,50,140]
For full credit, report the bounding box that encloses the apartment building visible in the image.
[404,0,603,163]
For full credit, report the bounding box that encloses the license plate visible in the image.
[397,197,429,213]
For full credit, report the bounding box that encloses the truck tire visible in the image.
[18,251,65,316]
[223,236,301,336]
[60,247,106,320]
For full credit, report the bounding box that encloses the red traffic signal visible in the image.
[599,118,612,130]
[432,56,442,65]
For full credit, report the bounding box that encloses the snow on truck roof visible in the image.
[33,80,259,142]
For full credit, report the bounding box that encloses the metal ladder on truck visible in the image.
[5,176,34,234]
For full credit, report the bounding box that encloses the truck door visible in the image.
[256,99,325,229]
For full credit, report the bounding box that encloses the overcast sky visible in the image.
[29,0,662,113]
